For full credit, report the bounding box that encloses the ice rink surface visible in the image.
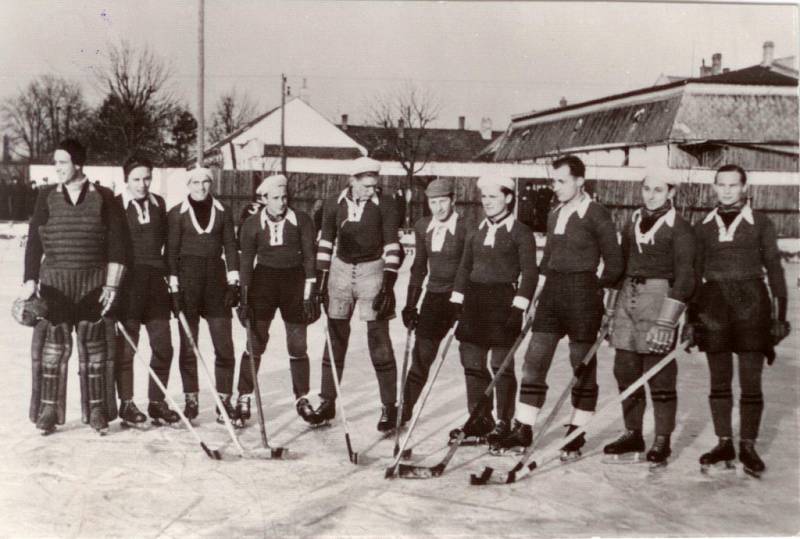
[0,234,798,537]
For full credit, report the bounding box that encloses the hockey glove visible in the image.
[303,279,321,325]
[646,298,686,354]
[503,306,525,337]
[770,296,791,346]
[401,286,423,330]
[316,270,330,315]
[602,288,620,340]
[169,291,183,319]
[372,270,397,319]
[448,301,463,328]
[236,286,253,327]
[224,284,241,309]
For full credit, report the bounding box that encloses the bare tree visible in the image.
[208,88,258,144]
[0,75,89,161]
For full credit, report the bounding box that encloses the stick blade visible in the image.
[350,451,359,465]
[384,466,397,479]
[245,447,286,460]
[397,463,434,479]
[469,467,494,485]
[201,442,223,460]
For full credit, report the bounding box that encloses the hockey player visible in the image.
[603,167,695,467]
[400,179,467,423]
[499,155,623,459]
[115,156,179,426]
[314,156,401,432]
[448,175,538,445]
[20,138,127,435]
[687,164,790,477]
[236,174,320,426]
[167,167,240,423]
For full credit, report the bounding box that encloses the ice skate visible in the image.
[492,420,532,455]
[216,393,239,427]
[119,400,147,428]
[602,430,645,464]
[739,439,765,478]
[699,437,736,474]
[148,400,180,426]
[487,419,512,455]
[377,404,398,435]
[35,404,59,436]
[89,405,109,435]
[235,394,251,428]
[646,435,671,471]
[312,399,336,427]
[448,414,494,446]
[183,393,199,422]
[560,424,586,462]
[296,397,322,427]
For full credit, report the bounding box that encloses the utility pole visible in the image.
[280,73,287,176]
[196,0,205,168]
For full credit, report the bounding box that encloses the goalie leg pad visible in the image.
[77,320,118,424]
[30,321,71,425]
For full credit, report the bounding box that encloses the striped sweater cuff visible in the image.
[383,242,401,271]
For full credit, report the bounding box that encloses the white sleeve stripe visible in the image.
[317,253,332,261]
[512,296,531,311]
[383,242,401,252]
[384,256,400,264]
[319,239,333,249]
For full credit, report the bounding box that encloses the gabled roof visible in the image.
[205,105,280,154]
[340,125,503,162]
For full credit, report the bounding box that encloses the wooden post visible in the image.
[280,74,287,176]
[196,0,205,168]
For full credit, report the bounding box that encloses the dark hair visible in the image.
[123,154,154,180]
[715,164,747,185]
[500,186,516,212]
[552,155,585,179]
[55,138,87,167]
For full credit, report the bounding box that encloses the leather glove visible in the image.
[646,298,686,354]
[303,280,321,325]
[169,290,182,319]
[681,322,697,350]
[99,285,118,317]
[224,284,241,309]
[372,270,397,319]
[448,301,463,329]
[770,296,790,346]
[316,271,329,315]
[503,306,525,336]
[401,286,423,330]
[236,285,253,327]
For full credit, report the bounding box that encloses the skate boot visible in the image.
[235,395,251,428]
[739,439,765,478]
[312,399,336,426]
[216,394,239,426]
[603,430,645,463]
[89,405,109,435]
[377,404,398,434]
[148,400,180,425]
[646,435,672,470]
[183,393,199,421]
[449,414,494,445]
[699,437,736,474]
[35,404,59,435]
[560,425,586,462]
[119,400,147,428]
[487,419,511,454]
[497,420,533,454]
[296,397,322,427]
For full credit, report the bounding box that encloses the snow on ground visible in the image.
[0,238,798,537]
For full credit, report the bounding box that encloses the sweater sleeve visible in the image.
[166,207,182,278]
[614,220,633,290]
[239,216,258,291]
[23,186,52,283]
[408,217,428,290]
[100,186,129,268]
[668,218,696,303]
[316,197,337,272]
[452,227,475,298]
[688,221,706,320]
[539,213,552,276]
[298,211,317,279]
[513,224,539,309]
[758,214,787,299]
[222,204,239,274]
[380,195,401,273]
[593,204,624,288]
[154,195,169,268]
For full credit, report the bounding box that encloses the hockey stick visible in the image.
[243,302,287,459]
[396,316,535,479]
[116,322,222,460]
[511,340,689,484]
[176,312,248,457]
[393,327,415,457]
[471,322,610,485]
[385,323,458,479]
[323,319,359,464]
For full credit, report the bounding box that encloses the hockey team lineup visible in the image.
[12,139,792,496]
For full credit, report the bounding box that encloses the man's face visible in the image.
[641,176,673,211]
[126,166,152,200]
[263,186,288,217]
[188,176,212,200]
[714,171,746,206]
[351,174,379,201]
[54,149,79,184]
[480,185,511,219]
[551,165,583,203]
[428,196,454,222]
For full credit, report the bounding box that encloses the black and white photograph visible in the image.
[0,0,798,536]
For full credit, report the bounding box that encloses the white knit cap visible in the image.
[187,167,214,184]
[351,156,381,177]
[643,165,680,186]
[477,175,515,192]
[256,174,288,196]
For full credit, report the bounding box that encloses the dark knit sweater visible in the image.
[453,213,538,305]
[239,208,316,289]
[694,207,787,298]
[618,207,696,303]
[317,189,401,272]
[409,213,469,293]
[166,196,239,276]
[116,193,167,271]
[24,181,127,282]
[540,198,623,288]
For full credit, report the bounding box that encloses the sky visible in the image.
[0,1,797,132]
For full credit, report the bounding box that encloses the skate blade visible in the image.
[602,452,645,465]
[560,450,582,463]
[700,460,736,475]
[120,421,149,430]
[449,437,486,446]
[742,466,763,479]
[309,419,333,429]
[39,427,57,436]
[488,446,526,457]
[648,460,669,472]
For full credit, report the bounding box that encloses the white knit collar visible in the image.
[261,207,297,229]
[554,192,592,219]
[122,190,159,209]
[426,211,459,235]
[180,196,224,234]
[479,211,514,232]
[632,207,676,252]
[632,206,676,227]
[703,204,754,225]
[338,188,379,206]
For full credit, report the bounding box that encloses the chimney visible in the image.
[559,97,568,108]
[458,116,466,130]
[299,77,310,103]
[711,53,722,75]
[480,117,492,140]
[699,58,712,77]
[341,114,348,130]
[762,41,775,66]
[398,118,405,138]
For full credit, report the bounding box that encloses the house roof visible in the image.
[340,125,503,163]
